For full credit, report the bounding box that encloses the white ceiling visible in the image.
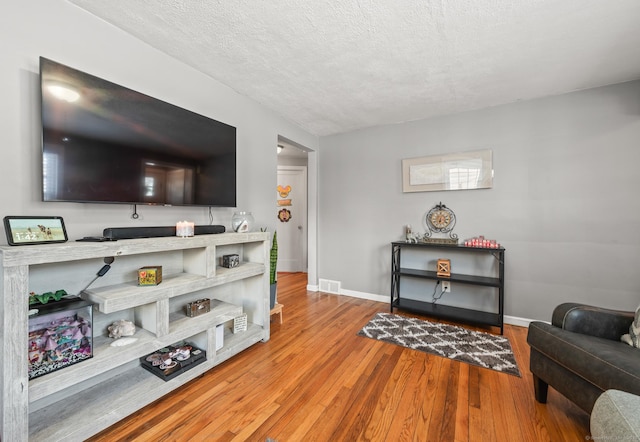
[69,0,640,137]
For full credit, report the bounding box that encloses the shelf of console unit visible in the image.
[0,232,270,442]
[82,263,265,314]
[28,324,266,441]
[391,241,505,334]
[29,299,242,403]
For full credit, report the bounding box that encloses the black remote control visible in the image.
[76,236,117,242]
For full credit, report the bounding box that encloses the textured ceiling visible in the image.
[69,0,640,136]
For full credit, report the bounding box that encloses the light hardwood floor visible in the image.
[89,272,590,441]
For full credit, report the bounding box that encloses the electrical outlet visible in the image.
[442,281,451,293]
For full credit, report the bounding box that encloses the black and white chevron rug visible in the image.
[357,312,520,377]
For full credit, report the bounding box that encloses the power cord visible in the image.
[78,257,115,295]
[432,280,447,304]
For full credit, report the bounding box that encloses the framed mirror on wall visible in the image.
[402,149,493,193]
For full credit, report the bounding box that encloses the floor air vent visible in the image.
[319,279,341,294]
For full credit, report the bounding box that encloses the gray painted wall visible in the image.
[318,81,640,321]
[4,2,640,323]
[1,2,317,242]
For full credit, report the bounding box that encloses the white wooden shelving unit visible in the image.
[0,232,270,441]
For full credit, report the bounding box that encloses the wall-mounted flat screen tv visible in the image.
[40,57,236,207]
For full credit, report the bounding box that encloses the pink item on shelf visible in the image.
[465,236,500,248]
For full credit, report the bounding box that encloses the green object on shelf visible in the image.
[29,289,68,305]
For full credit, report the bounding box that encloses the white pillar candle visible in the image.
[176,221,188,237]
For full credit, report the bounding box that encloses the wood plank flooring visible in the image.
[88,272,591,441]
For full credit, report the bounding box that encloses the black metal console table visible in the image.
[391,241,505,334]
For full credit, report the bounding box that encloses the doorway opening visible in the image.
[276,135,316,289]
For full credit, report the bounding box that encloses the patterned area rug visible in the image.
[357,312,521,377]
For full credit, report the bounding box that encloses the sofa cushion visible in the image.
[591,390,640,441]
[621,305,640,348]
[528,321,640,395]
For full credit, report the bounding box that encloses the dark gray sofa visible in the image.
[527,303,640,413]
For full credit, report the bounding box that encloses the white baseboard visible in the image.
[340,288,388,304]
[313,284,537,327]
[504,315,536,328]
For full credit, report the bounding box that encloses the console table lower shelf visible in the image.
[392,299,502,330]
[29,325,265,442]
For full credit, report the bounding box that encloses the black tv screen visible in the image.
[40,57,236,207]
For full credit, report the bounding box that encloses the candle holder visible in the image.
[231,212,254,233]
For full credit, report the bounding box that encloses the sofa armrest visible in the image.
[551,303,634,341]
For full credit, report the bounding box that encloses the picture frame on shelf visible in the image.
[233,313,248,333]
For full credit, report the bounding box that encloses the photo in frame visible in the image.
[402,149,493,193]
[3,216,68,246]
